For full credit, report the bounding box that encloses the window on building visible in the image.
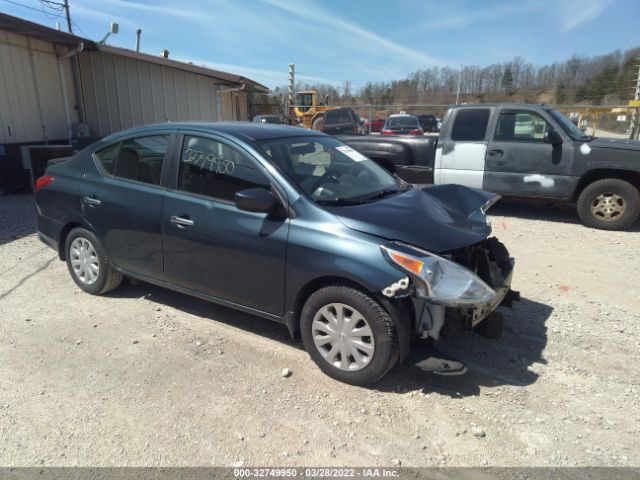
[178,135,270,201]
[451,109,491,141]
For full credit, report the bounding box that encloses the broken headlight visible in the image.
[380,242,496,306]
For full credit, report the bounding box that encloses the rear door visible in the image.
[434,108,492,188]
[161,132,288,316]
[483,108,574,198]
[82,132,174,278]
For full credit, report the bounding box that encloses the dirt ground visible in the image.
[0,194,639,467]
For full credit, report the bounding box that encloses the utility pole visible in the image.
[62,0,72,33]
[287,63,295,123]
[455,64,462,105]
[630,60,640,140]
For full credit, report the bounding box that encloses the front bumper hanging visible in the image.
[415,237,518,339]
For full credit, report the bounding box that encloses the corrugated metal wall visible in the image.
[79,51,247,137]
[0,30,77,143]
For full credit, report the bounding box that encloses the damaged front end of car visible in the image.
[378,191,519,344]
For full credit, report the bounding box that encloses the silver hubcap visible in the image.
[70,237,99,285]
[591,192,625,221]
[312,303,375,372]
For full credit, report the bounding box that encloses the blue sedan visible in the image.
[35,122,516,385]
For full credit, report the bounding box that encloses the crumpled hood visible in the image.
[589,137,640,152]
[330,184,497,253]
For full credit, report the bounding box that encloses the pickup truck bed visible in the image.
[337,135,437,184]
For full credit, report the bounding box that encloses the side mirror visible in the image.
[544,129,563,145]
[235,188,282,215]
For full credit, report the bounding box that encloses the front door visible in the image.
[483,109,574,199]
[162,134,289,316]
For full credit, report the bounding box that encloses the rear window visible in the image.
[387,116,419,127]
[325,110,353,124]
[451,109,491,141]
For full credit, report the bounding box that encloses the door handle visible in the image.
[488,149,504,157]
[82,196,101,206]
[170,215,194,228]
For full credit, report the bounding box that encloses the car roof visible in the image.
[100,122,324,144]
[388,113,417,118]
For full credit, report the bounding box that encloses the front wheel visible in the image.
[300,286,398,385]
[577,178,640,230]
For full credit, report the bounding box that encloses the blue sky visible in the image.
[2,0,639,89]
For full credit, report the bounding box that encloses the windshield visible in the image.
[547,108,590,140]
[387,116,419,127]
[256,136,402,205]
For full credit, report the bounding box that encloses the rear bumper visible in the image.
[36,213,64,257]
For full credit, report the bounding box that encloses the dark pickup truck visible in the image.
[340,103,640,230]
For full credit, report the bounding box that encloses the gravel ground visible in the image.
[0,194,639,467]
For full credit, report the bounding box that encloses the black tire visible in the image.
[311,117,323,131]
[300,286,398,385]
[64,227,123,295]
[577,178,640,230]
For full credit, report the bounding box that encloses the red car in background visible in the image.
[363,118,385,133]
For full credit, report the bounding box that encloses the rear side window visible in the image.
[178,135,270,201]
[95,135,169,185]
[451,109,490,141]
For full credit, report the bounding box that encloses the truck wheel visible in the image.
[312,118,323,131]
[65,227,123,295]
[577,179,640,230]
[300,286,398,385]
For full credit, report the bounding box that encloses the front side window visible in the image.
[494,111,550,142]
[94,135,169,185]
[451,109,490,141]
[257,136,401,205]
[178,135,270,201]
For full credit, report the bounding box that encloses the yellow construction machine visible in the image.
[289,91,337,130]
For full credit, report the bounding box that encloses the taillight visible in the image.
[409,129,424,135]
[381,129,394,135]
[35,175,54,193]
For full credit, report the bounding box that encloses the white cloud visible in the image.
[71,4,137,31]
[559,0,615,31]
[259,0,442,66]
[420,1,542,31]
[176,56,341,87]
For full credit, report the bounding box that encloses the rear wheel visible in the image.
[300,286,398,385]
[65,227,123,295]
[577,178,640,230]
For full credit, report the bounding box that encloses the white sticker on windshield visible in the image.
[336,145,368,162]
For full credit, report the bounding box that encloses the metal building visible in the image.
[0,13,268,190]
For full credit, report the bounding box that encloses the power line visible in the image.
[39,0,64,11]
[0,0,65,17]
[2,0,75,33]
